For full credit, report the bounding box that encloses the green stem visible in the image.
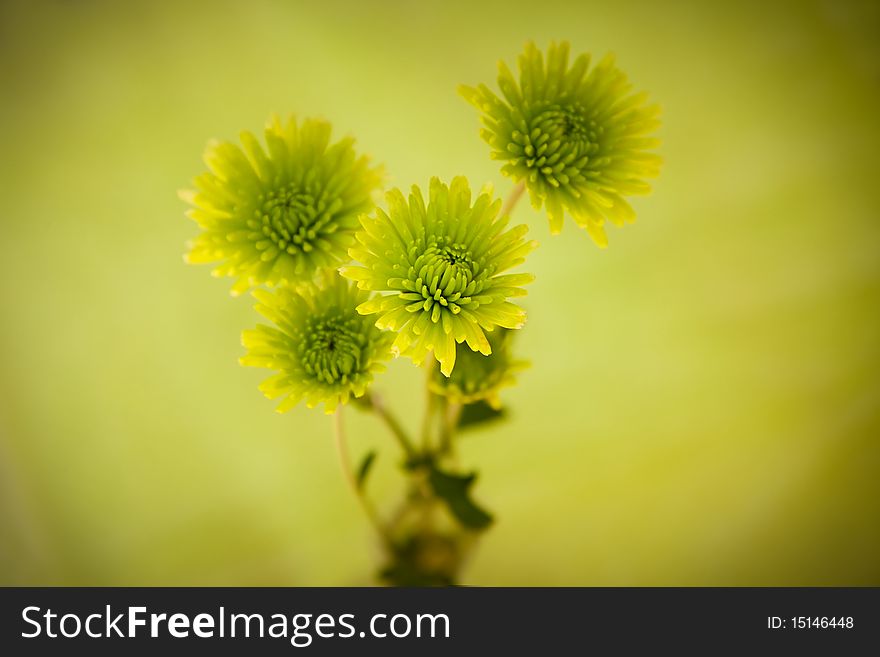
[501,181,526,218]
[438,400,462,457]
[332,407,391,547]
[419,355,439,452]
[421,388,436,452]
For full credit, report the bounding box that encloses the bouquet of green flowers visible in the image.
[182,41,661,585]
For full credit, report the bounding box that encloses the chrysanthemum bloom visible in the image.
[460,41,661,246]
[240,273,394,414]
[183,115,383,295]
[341,177,536,377]
[429,329,528,409]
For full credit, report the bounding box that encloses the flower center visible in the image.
[532,103,603,156]
[400,239,492,322]
[505,102,607,189]
[301,314,365,385]
[258,183,332,255]
[439,245,470,267]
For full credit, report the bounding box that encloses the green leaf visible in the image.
[457,400,507,431]
[428,466,493,530]
[356,450,377,490]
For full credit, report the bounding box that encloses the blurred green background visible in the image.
[1,0,878,585]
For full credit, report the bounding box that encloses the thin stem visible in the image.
[333,407,391,546]
[501,181,526,218]
[439,400,462,457]
[421,387,435,451]
[369,392,418,459]
[420,355,437,451]
[436,394,449,452]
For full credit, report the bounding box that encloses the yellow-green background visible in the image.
[1,0,878,585]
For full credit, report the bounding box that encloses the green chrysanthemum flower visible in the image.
[240,273,394,414]
[183,115,383,295]
[429,328,528,409]
[341,176,536,377]
[460,41,661,246]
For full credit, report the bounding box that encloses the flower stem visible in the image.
[438,400,462,457]
[333,407,391,546]
[421,386,435,452]
[419,354,439,452]
[501,181,526,218]
[369,392,417,459]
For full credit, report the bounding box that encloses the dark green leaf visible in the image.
[428,466,493,530]
[356,450,377,490]
[457,400,507,431]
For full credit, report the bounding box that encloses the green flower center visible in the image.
[398,238,492,321]
[301,314,365,385]
[439,245,470,267]
[551,106,596,140]
[507,102,607,189]
[258,183,337,256]
[532,103,603,157]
